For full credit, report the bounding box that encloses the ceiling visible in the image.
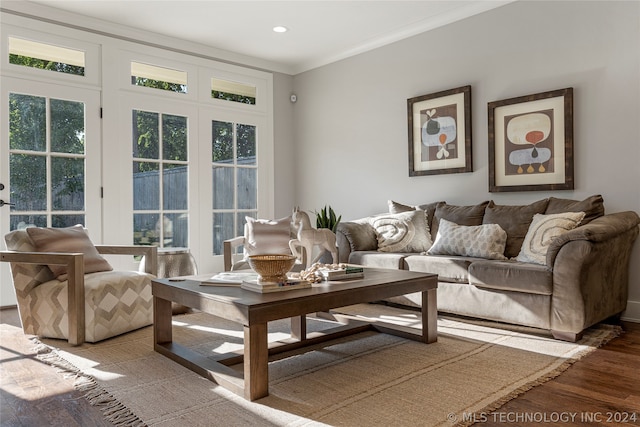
[14,1,512,74]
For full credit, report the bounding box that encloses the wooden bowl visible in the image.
[247,254,296,283]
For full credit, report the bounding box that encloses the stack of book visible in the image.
[319,266,364,281]
[241,278,311,293]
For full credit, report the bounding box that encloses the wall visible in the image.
[291,1,640,320]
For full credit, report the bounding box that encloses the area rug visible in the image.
[34,304,620,427]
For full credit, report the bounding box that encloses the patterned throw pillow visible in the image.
[369,210,432,253]
[427,219,508,260]
[516,212,586,265]
[26,224,113,281]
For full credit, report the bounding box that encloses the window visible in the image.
[211,119,257,254]
[8,93,87,228]
[132,110,189,247]
[8,37,85,76]
[211,78,256,105]
[131,61,187,94]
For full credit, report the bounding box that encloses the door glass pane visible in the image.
[132,110,159,159]
[163,164,187,210]
[237,124,256,165]
[9,94,46,151]
[212,121,233,163]
[237,167,256,210]
[212,166,233,209]
[163,115,187,161]
[165,213,188,247]
[10,215,46,229]
[134,213,160,246]
[51,157,84,211]
[52,214,85,228]
[133,162,159,210]
[213,212,234,255]
[9,154,46,211]
[51,99,85,154]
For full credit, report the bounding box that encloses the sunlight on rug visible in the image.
[33,304,621,427]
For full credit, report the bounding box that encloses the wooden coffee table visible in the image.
[152,268,437,401]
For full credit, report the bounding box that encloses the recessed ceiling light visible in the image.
[273,26,288,33]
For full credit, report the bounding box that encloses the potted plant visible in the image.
[315,205,341,232]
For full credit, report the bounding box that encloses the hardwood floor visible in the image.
[1,306,639,426]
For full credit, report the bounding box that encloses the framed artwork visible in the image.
[407,85,472,176]
[488,87,574,192]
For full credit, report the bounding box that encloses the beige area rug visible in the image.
[34,304,620,427]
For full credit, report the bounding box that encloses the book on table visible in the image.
[240,278,311,293]
[319,266,364,281]
[201,272,259,286]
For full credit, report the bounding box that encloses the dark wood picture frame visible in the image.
[407,85,472,176]
[488,87,574,192]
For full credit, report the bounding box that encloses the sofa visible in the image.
[336,195,640,341]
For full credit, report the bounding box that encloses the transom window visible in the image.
[212,78,256,105]
[131,61,187,94]
[8,37,85,76]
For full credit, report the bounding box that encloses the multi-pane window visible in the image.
[8,93,86,229]
[211,120,257,254]
[8,37,85,76]
[132,110,188,247]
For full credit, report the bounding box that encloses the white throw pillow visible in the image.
[369,210,432,253]
[427,219,508,260]
[244,216,292,256]
[516,211,586,265]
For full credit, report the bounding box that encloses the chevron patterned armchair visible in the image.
[1,226,157,345]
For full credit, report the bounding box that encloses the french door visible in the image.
[0,77,101,306]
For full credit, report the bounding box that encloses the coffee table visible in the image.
[152,268,437,401]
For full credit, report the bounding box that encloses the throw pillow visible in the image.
[245,216,292,256]
[427,219,508,260]
[388,200,440,231]
[545,195,604,225]
[26,225,113,281]
[516,211,586,265]
[369,210,432,253]
[431,201,489,241]
[482,199,549,258]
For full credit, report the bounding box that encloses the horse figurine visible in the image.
[289,207,338,268]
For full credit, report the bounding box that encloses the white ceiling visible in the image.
[13,0,512,74]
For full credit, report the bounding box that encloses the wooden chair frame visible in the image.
[1,245,157,345]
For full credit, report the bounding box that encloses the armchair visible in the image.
[2,228,157,345]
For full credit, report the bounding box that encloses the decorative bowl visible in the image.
[247,254,297,283]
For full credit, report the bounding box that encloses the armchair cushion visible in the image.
[26,225,113,280]
[245,216,292,256]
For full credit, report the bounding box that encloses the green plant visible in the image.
[315,205,341,232]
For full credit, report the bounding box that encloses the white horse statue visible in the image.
[289,207,338,268]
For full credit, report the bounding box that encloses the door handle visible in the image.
[0,200,15,207]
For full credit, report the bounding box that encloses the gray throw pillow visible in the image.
[431,201,489,241]
[427,219,508,260]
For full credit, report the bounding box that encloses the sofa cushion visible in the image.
[369,210,432,253]
[431,201,489,240]
[482,199,549,258]
[404,254,479,283]
[545,195,604,225]
[516,211,586,265]
[26,225,113,281]
[348,251,408,270]
[469,260,553,295]
[428,219,508,260]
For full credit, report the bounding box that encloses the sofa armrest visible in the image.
[546,211,640,267]
[336,221,378,263]
[548,211,640,336]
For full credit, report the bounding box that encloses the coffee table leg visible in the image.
[154,296,173,345]
[422,287,438,343]
[290,315,307,340]
[244,322,269,400]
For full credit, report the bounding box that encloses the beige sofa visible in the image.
[336,195,640,341]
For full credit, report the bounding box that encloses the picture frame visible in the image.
[407,85,472,176]
[488,87,574,192]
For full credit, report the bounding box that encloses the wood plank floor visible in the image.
[1,307,639,426]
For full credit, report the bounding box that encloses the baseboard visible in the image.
[621,300,640,323]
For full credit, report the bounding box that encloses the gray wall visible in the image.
[288,1,640,319]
